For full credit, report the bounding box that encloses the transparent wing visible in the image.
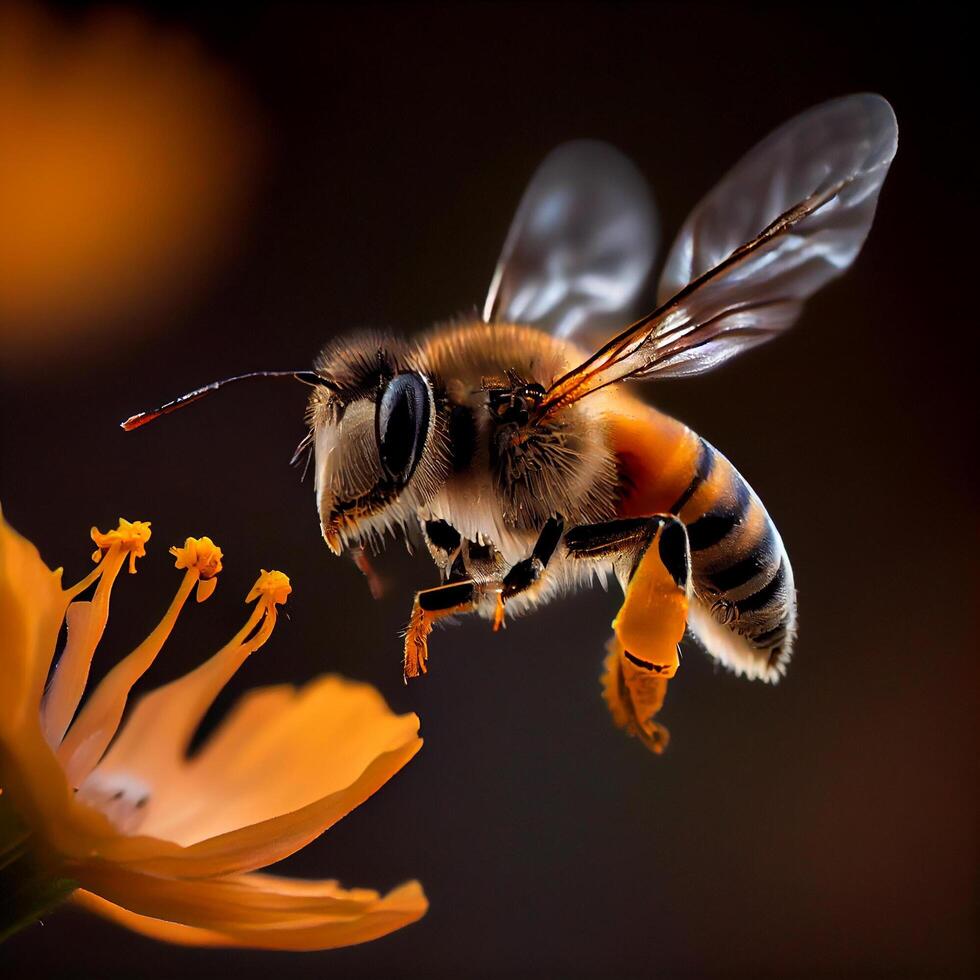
[658,92,897,305]
[537,94,897,413]
[482,140,658,344]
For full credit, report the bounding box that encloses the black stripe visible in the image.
[705,522,776,592]
[669,439,714,514]
[734,558,787,616]
[687,477,751,552]
[752,623,788,647]
[623,650,673,675]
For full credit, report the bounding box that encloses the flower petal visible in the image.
[142,677,419,843]
[84,677,422,877]
[72,876,426,950]
[73,892,229,947]
[0,508,84,844]
[0,506,66,736]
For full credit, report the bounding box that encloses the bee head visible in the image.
[309,334,444,554]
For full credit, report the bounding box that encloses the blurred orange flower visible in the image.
[0,511,426,948]
[0,2,258,357]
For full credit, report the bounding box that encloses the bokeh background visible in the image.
[1,2,975,978]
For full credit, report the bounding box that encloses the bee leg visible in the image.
[492,516,565,629]
[563,516,665,566]
[404,516,565,676]
[601,638,672,754]
[500,514,565,599]
[566,515,691,753]
[403,578,486,680]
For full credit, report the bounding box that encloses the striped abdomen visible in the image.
[611,404,796,681]
[670,436,796,679]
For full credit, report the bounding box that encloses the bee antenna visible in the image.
[120,370,325,432]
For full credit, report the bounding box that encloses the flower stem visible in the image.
[0,793,77,943]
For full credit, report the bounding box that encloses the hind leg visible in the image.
[566,515,691,752]
[601,638,672,754]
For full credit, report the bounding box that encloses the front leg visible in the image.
[403,515,564,678]
[403,579,485,679]
[565,515,691,753]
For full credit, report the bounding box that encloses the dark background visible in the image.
[2,2,975,978]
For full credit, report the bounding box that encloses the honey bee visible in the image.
[125,94,897,753]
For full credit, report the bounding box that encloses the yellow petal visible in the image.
[0,507,80,842]
[138,677,420,844]
[87,677,421,877]
[76,865,391,924]
[72,891,231,947]
[73,878,426,950]
[0,506,67,736]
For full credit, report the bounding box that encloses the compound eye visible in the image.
[376,371,431,484]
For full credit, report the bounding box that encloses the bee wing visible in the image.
[482,140,658,343]
[537,94,898,413]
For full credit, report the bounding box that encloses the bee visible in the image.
[124,94,898,753]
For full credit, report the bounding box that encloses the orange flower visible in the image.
[0,510,426,948]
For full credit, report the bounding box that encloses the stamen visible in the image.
[170,536,223,602]
[41,520,150,747]
[95,571,291,766]
[246,569,291,607]
[59,537,224,786]
[91,518,152,574]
